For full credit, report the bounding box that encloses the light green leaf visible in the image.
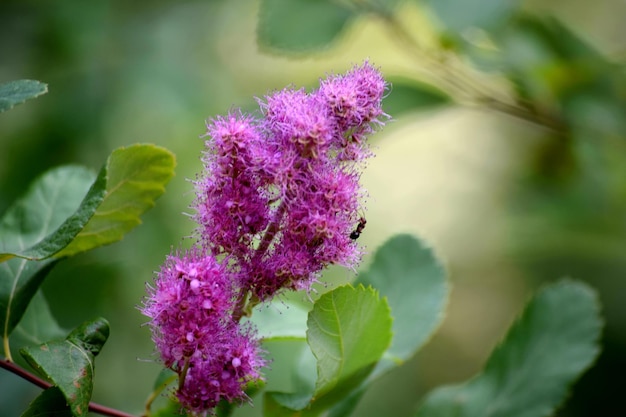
[257,0,354,53]
[307,285,392,409]
[20,317,110,417]
[415,280,603,417]
[20,386,73,417]
[55,144,175,257]
[0,79,48,113]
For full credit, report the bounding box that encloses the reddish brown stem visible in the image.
[0,359,138,417]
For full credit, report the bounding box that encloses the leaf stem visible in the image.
[0,359,138,417]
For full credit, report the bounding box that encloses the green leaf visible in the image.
[20,386,73,417]
[0,144,176,261]
[328,234,448,416]
[8,290,66,360]
[423,0,521,34]
[56,144,175,257]
[306,285,392,410]
[152,367,177,391]
[0,166,97,262]
[0,145,174,344]
[357,234,448,374]
[385,77,451,115]
[0,166,93,345]
[246,300,309,340]
[2,261,61,353]
[415,280,603,417]
[20,317,110,417]
[257,0,354,53]
[0,79,48,113]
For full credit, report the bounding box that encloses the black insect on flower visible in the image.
[350,217,367,240]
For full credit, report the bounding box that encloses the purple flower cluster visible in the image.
[195,61,388,300]
[142,249,264,413]
[142,61,387,415]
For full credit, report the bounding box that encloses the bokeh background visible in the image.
[1,0,625,416]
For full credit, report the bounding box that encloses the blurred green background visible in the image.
[1,0,625,416]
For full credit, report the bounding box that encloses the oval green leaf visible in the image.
[414,280,603,417]
[0,79,48,113]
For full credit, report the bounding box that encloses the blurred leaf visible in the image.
[9,290,66,358]
[152,368,177,391]
[20,386,73,417]
[415,280,603,417]
[20,317,110,417]
[423,0,520,34]
[152,399,182,417]
[0,259,59,354]
[257,0,354,53]
[385,77,451,115]
[328,234,448,416]
[0,80,48,113]
[246,300,309,340]
[265,391,314,416]
[358,234,448,373]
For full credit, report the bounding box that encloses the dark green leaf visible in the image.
[9,290,66,360]
[20,318,110,417]
[20,386,73,417]
[385,78,451,115]
[0,166,92,344]
[0,166,97,262]
[257,0,354,53]
[415,280,603,417]
[423,0,520,34]
[0,258,58,348]
[0,80,48,113]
